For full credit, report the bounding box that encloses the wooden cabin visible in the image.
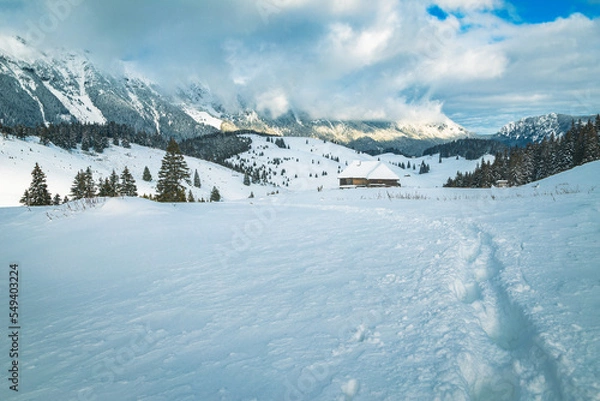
[338,161,400,188]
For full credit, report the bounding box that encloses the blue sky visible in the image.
[0,0,598,133]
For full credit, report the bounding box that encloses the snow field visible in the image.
[0,162,598,400]
[1,133,490,207]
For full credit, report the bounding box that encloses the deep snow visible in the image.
[0,161,598,400]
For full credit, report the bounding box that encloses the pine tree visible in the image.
[20,163,52,206]
[156,139,190,202]
[187,190,195,203]
[84,167,96,198]
[243,173,251,186]
[119,166,138,197]
[142,166,153,182]
[19,190,31,206]
[98,178,113,197]
[210,186,221,202]
[52,193,62,206]
[193,169,201,188]
[582,121,600,163]
[71,168,96,199]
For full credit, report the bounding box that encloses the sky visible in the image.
[0,0,599,134]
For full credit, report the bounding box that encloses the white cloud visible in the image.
[0,0,598,133]
[256,89,290,119]
[434,0,503,11]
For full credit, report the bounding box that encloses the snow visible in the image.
[41,54,107,125]
[1,133,498,207]
[182,106,223,130]
[0,149,598,400]
[338,161,399,181]
[0,135,267,206]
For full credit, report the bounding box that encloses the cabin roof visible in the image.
[338,161,400,181]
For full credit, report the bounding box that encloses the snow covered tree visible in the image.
[20,163,52,206]
[19,190,31,206]
[52,193,62,206]
[193,169,201,188]
[71,167,96,199]
[210,186,221,202]
[119,166,138,197]
[142,166,153,182]
[243,173,251,186]
[156,139,190,202]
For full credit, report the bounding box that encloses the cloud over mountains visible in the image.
[0,0,598,133]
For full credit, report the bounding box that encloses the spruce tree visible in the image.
[21,163,52,206]
[52,193,62,206]
[71,168,96,199]
[187,190,195,203]
[19,190,31,207]
[193,169,201,188]
[210,186,221,202]
[119,166,138,197]
[142,166,153,182]
[98,178,113,197]
[156,139,190,202]
[243,173,251,186]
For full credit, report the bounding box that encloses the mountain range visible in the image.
[492,112,598,147]
[1,35,596,157]
[0,35,471,156]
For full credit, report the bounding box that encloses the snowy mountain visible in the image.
[0,36,218,139]
[1,159,598,400]
[224,109,472,156]
[492,112,598,146]
[0,35,471,155]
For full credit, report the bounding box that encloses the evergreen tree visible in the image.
[210,186,221,202]
[582,121,600,163]
[52,193,62,206]
[156,139,190,202]
[243,173,251,186]
[71,168,96,199]
[19,190,31,207]
[119,166,138,197]
[142,166,153,182]
[20,163,52,206]
[84,167,96,198]
[98,178,113,197]
[193,169,201,188]
[109,170,120,196]
[187,190,195,203]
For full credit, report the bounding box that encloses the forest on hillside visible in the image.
[445,117,600,188]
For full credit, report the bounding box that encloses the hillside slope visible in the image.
[1,133,490,207]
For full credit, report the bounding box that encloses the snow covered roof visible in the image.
[338,161,400,180]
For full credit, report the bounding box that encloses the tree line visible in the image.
[445,116,600,188]
[20,164,138,206]
[20,138,222,206]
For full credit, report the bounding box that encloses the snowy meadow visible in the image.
[0,161,599,400]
